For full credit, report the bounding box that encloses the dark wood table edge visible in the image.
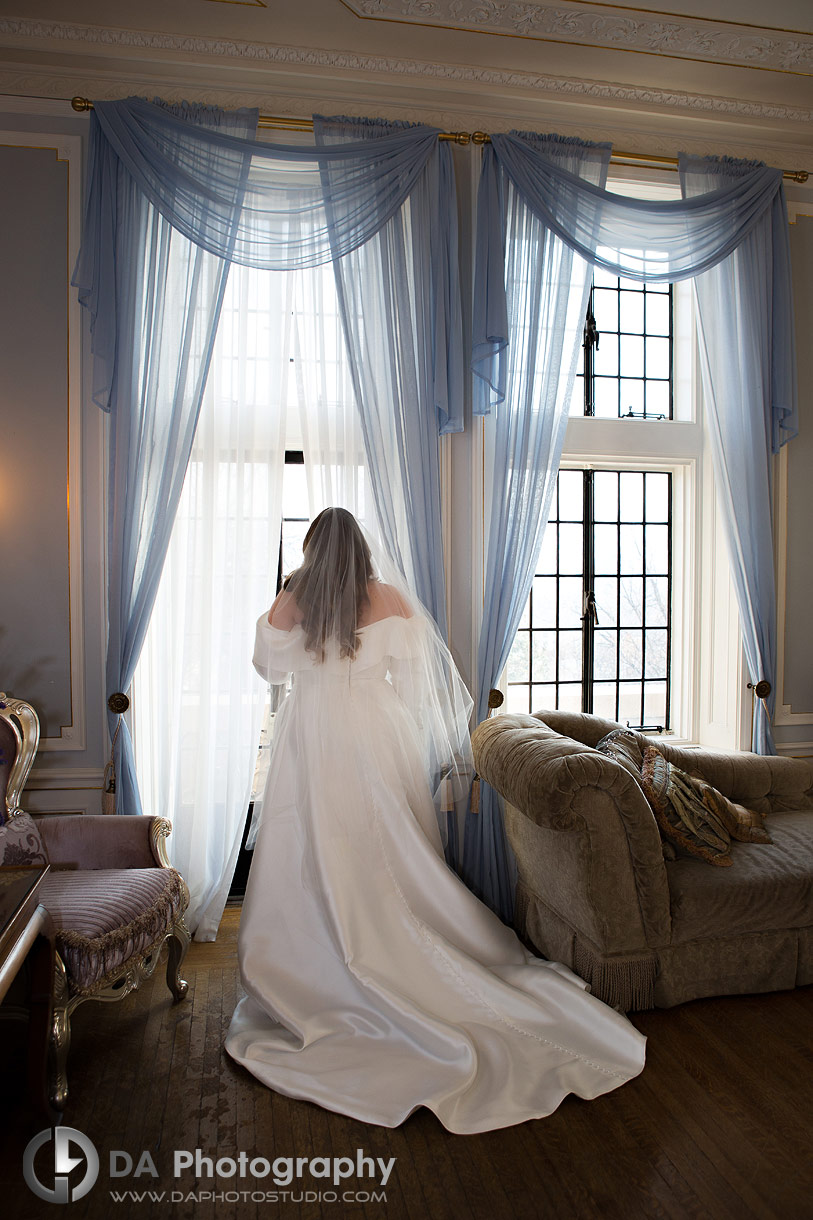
[0,866,60,1124]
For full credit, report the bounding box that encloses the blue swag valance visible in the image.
[73,96,464,435]
[473,132,797,455]
[71,96,465,830]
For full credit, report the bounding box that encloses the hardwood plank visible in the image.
[230,1000,260,1220]
[3,911,812,1220]
[140,979,189,1220]
[556,1090,684,1220]
[478,1119,567,1220]
[118,968,179,1163]
[635,1037,779,1220]
[516,1100,609,1220]
[438,1117,520,1220]
[187,908,241,972]
[679,1002,813,1151]
[213,964,254,1220]
[602,1070,716,1220]
[656,1003,813,1215]
[394,1110,471,1220]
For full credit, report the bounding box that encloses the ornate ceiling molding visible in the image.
[0,17,811,123]
[343,1,813,75]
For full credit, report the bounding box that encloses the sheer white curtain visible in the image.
[290,265,373,521]
[133,260,372,939]
[247,264,376,842]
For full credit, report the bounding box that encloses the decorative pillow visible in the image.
[0,811,49,867]
[687,778,772,844]
[595,729,645,781]
[597,730,675,860]
[639,746,733,867]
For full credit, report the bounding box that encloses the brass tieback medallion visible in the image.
[747,680,772,700]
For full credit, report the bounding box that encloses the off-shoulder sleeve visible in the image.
[252,614,311,684]
[375,615,474,809]
[351,613,424,669]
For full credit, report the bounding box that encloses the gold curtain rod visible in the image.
[70,98,809,183]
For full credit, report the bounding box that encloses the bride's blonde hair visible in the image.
[284,507,375,661]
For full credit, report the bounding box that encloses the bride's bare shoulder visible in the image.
[268,589,303,631]
[365,581,413,622]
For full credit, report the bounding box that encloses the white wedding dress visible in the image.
[225,611,646,1133]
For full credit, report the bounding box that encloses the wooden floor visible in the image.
[2,905,812,1220]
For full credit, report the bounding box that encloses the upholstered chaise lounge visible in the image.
[471,708,813,1011]
[0,693,191,1110]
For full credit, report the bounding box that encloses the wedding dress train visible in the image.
[225,612,646,1133]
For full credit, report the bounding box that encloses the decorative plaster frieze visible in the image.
[5,70,808,174]
[0,17,811,124]
[345,0,813,75]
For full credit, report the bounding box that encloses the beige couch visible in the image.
[471,708,813,1010]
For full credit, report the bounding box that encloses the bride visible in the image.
[225,507,646,1133]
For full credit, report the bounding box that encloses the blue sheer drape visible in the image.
[474,133,796,429]
[73,101,259,817]
[315,115,462,632]
[315,113,463,858]
[73,96,464,817]
[680,154,797,752]
[469,131,798,915]
[76,97,461,417]
[86,96,442,270]
[480,132,787,285]
[463,135,611,919]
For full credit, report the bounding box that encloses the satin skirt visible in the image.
[225,672,646,1134]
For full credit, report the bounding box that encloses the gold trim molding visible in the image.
[2,19,812,125]
[341,1,813,76]
[345,0,811,35]
[0,132,86,750]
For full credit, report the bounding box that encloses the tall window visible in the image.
[507,468,671,727]
[506,266,677,730]
[278,450,308,588]
[575,271,673,420]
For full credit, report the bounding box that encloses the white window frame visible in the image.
[490,172,749,749]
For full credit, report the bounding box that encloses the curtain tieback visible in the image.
[470,689,506,815]
[103,693,130,815]
[747,680,772,699]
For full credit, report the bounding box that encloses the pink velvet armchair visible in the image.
[0,693,191,1111]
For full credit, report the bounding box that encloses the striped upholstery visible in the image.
[40,867,186,993]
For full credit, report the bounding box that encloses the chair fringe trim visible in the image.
[573,941,657,1012]
[56,870,186,994]
[64,928,175,998]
